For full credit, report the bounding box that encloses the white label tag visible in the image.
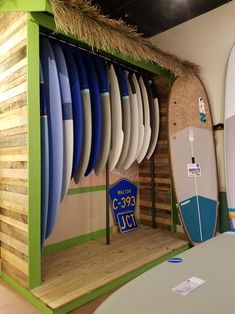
[199,97,206,114]
[187,163,201,177]
[172,276,205,296]
[188,127,194,142]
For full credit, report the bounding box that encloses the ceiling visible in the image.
[92,0,229,37]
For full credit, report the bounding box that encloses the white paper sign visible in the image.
[187,163,201,177]
[172,276,205,296]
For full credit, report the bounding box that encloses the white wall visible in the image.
[152,1,235,190]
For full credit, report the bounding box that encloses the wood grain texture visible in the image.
[32,226,187,309]
[139,76,172,229]
[0,12,28,288]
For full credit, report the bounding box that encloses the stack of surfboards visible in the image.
[168,75,218,245]
[39,35,160,244]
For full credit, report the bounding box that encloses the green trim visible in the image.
[1,272,53,314]
[0,0,52,12]
[53,244,190,314]
[170,184,177,233]
[27,15,41,289]
[42,228,112,256]
[30,12,172,79]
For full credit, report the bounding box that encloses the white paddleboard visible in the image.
[225,43,235,229]
[137,76,151,163]
[108,64,124,171]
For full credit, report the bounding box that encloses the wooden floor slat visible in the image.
[32,227,188,309]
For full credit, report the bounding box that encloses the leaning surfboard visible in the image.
[108,64,124,171]
[73,49,92,183]
[63,46,83,180]
[122,72,139,170]
[225,43,235,229]
[83,52,102,176]
[115,65,131,169]
[52,42,74,202]
[39,62,49,246]
[168,75,218,245]
[93,55,111,175]
[40,37,63,238]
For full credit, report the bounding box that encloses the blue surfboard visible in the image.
[82,52,102,176]
[63,46,83,179]
[39,62,49,247]
[40,37,63,239]
[52,42,74,202]
[73,49,92,183]
[93,55,111,175]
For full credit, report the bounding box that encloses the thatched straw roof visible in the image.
[50,0,199,78]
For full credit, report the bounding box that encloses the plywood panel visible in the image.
[0,12,28,288]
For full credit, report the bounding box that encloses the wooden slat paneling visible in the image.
[0,12,28,287]
[139,76,172,230]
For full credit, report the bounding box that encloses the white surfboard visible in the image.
[137,76,151,163]
[133,73,144,159]
[225,43,235,229]
[122,72,139,170]
[146,80,160,159]
[108,64,124,171]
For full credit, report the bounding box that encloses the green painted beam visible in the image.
[42,227,112,256]
[27,15,41,289]
[0,0,52,12]
[29,12,173,79]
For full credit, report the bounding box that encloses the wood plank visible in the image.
[0,39,26,68]
[0,221,28,244]
[0,28,26,59]
[1,247,28,275]
[0,13,26,43]
[0,152,28,162]
[0,81,27,104]
[140,215,172,226]
[32,227,188,308]
[1,242,28,262]
[0,45,26,75]
[0,215,28,232]
[0,145,27,156]
[0,67,26,94]
[140,200,171,211]
[0,189,28,205]
[0,232,28,255]
[0,105,27,131]
[0,124,28,139]
[0,208,28,224]
[0,58,26,82]
[0,177,27,188]
[1,258,28,288]
[0,92,27,113]
[0,168,27,180]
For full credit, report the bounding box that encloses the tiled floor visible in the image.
[0,280,40,314]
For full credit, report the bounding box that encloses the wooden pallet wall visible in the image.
[139,76,172,230]
[0,12,29,288]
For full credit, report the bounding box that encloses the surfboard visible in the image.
[40,37,63,238]
[146,80,160,159]
[168,75,218,245]
[225,43,235,229]
[133,73,144,159]
[93,55,111,175]
[39,62,49,246]
[52,42,74,202]
[122,72,139,170]
[136,76,151,164]
[73,49,92,183]
[83,52,102,176]
[115,65,131,169]
[63,46,83,181]
[108,64,124,171]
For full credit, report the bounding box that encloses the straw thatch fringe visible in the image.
[50,0,200,77]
